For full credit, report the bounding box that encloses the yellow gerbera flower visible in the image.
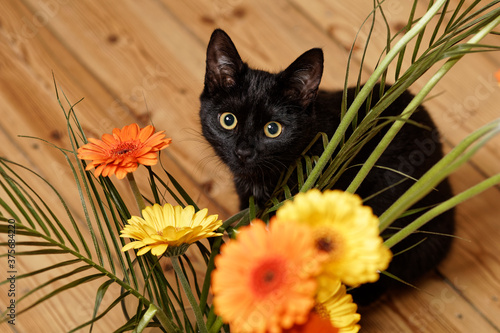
[283,310,340,333]
[276,189,392,289]
[211,219,321,333]
[77,123,171,179]
[121,203,222,256]
[316,280,361,333]
[283,280,360,333]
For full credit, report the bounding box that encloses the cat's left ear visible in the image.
[281,48,324,107]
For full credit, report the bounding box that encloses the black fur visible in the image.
[199,29,454,305]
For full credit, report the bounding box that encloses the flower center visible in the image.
[250,257,287,298]
[316,237,334,253]
[314,228,342,259]
[111,142,137,156]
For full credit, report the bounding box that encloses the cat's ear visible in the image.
[281,48,324,107]
[205,29,244,93]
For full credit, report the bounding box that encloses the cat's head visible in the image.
[199,29,324,178]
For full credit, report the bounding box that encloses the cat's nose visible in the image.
[235,148,255,162]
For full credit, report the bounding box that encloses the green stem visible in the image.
[127,173,146,213]
[209,316,224,333]
[384,173,500,249]
[154,304,180,333]
[300,0,448,193]
[206,305,217,330]
[171,256,208,333]
[199,237,223,315]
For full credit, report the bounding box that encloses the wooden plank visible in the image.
[360,272,497,333]
[438,162,500,330]
[160,0,351,89]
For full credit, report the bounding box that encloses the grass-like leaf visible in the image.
[0,259,81,286]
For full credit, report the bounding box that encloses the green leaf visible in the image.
[0,174,52,235]
[0,159,82,253]
[391,237,428,256]
[84,172,117,274]
[379,270,425,293]
[55,90,103,265]
[69,290,131,333]
[385,172,500,248]
[0,249,68,257]
[90,279,115,332]
[133,303,158,333]
[0,178,36,229]
[0,241,59,247]
[0,259,81,286]
[3,272,103,319]
[219,208,249,231]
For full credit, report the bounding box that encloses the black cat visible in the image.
[199,29,454,305]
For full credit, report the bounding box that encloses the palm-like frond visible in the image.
[0,85,227,332]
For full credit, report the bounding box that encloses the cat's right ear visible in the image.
[204,29,244,93]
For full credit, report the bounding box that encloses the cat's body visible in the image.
[200,29,454,304]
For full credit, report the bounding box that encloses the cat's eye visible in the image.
[264,121,282,138]
[219,112,237,130]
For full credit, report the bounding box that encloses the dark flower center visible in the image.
[251,257,286,298]
[111,142,137,156]
[316,237,334,253]
[263,271,275,282]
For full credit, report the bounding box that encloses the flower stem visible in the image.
[127,172,146,213]
[171,256,208,333]
[199,236,223,315]
[209,316,224,333]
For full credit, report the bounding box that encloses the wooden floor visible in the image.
[0,0,499,332]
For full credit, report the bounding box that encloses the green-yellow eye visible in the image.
[264,121,282,138]
[219,112,237,130]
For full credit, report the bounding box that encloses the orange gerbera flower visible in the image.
[211,219,322,333]
[77,123,171,179]
[495,69,500,87]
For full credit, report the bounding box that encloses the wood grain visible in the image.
[0,0,499,332]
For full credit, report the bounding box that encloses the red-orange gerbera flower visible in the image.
[211,219,322,333]
[495,69,500,87]
[77,124,171,179]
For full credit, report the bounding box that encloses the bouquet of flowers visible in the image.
[1,1,499,332]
